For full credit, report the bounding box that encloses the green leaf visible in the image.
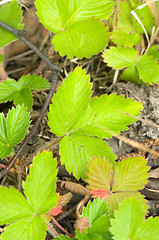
[107,190,148,213]
[110,197,145,240]
[0,79,19,103]
[48,67,92,136]
[111,30,141,48]
[136,54,159,84]
[135,216,159,240]
[147,45,159,60]
[0,150,59,240]
[0,216,46,240]
[132,4,155,34]
[74,93,143,138]
[13,88,33,111]
[0,113,8,147]
[23,151,58,215]
[82,198,109,224]
[76,199,112,240]
[60,134,116,180]
[7,105,30,146]
[86,156,149,212]
[103,46,139,69]
[18,74,50,90]
[35,0,114,33]
[115,0,134,32]
[0,0,23,48]
[0,105,30,159]
[87,214,112,240]
[0,187,33,225]
[49,67,142,179]
[146,45,159,56]
[0,74,49,110]
[35,0,113,58]
[52,18,110,59]
[121,66,145,85]
[0,55,3,63]
[112,157,149,192]
[110,197,159,240]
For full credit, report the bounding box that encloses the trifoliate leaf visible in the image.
[0,105,30,159]
[112,157,149,192]
[0,0,23,47]
[103,46,139,69]
[35,0,113,58]
[52,18,109,59]
[121,66,145,85]
[49,67,142,180]
[23,151,58,215]
[48,67,92,136]
[110,197,159,240]
[111,30,141,47]
[0,74,49,110]
[87,156,149,212]
[18,74,50,90]
[0,216,46,240]
[59,134,116,180]
[0,187,33,225]
[136,54,159,84]
[0,150,59,240]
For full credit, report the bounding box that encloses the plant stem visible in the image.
[0,20,62,73]
[0,71,59,181]
[46,222,59,237]
[50,215,71,237]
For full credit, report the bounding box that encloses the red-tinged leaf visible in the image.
[90,189,110,199]
[49,196,62,216]
[86,156,149,212]
[49,206,62,216]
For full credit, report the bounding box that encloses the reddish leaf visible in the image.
[90,189,110,199]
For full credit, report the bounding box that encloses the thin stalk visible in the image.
[0,20,62,73]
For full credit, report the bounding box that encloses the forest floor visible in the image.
[0,3,159,238]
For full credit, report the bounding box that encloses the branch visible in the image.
[0,20,62,73]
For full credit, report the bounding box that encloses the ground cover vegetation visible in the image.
[0,0,159,239]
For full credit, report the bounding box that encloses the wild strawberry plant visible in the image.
[0,151,58,240]
[0,0,159,239]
